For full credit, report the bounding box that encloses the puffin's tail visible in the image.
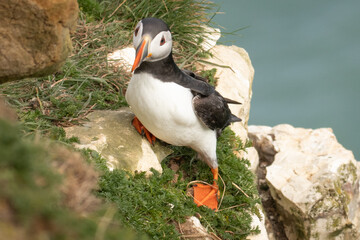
[217,114,242,138]
[224,97,242,105]
[225,97,242,123]
[230,114,242,123]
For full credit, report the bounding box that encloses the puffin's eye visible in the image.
[134,27,140,37]
[160,36,166,46]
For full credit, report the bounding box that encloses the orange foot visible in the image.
[193,168,219,211]
[132,116,156,144]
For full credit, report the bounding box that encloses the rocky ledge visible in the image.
[249,124,360,240]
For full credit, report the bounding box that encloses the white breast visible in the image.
[125,73,213,147]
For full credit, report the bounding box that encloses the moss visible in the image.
[303,162,360,239]
[200,68,218,86]
[78,0,104,21]
[338,162,357,185]
[329,223,353,238]
[310,162,358,221]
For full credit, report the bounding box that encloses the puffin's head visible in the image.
[131,17,173,72]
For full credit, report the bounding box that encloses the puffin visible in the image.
[125,17,241,210]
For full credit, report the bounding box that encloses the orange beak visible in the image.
[131,37,150,72]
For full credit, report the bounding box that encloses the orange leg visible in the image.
[132,116,156,144]
[193,168,219,211]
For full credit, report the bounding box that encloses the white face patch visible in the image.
[133,21,144,49]
[132,19,173,63]
[147,30,172,62]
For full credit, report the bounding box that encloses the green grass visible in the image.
[87,128,260,239]
[78,0,215,66]
[0,0,261,239]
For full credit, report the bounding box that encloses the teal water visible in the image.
[212,0,360,160]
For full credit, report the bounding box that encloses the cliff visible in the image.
[1,0,359,239]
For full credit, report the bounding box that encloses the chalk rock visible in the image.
[176,216,212,240]
[200,26,221,51]
[249,124,360,240]
[248,208,269,240]
[65,108,172,174]
[243,146,259,174]
[107,47,135,73]
[0,0,78,83]
[199,45,255,143]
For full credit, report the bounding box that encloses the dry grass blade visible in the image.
[180,233,216,239]
[210,232,222,240]
[35,87,44,115]
[108,0,127,19]
[232,182,249,198]
[217,203,247,212]
[217,173,226,211]
[161,0,169,12]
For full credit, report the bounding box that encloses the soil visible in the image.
[256,153,288,240]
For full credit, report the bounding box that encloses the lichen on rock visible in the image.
[249,124,360,240]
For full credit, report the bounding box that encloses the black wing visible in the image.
[182,69,242,133]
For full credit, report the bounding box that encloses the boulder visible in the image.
[65,108,172,174]
[0,0,78,83]
[199,45,255,143]
[249,124,360,239]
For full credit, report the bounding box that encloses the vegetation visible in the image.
[89,128,259,239]
[0,0,260,239]
[0,119,147,239]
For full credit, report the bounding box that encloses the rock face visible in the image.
[65,108,172,174]
[249,124,360,240]
[0,0,78,83]
[199,45,255,143]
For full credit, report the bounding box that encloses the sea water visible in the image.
[212,0,360,160]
